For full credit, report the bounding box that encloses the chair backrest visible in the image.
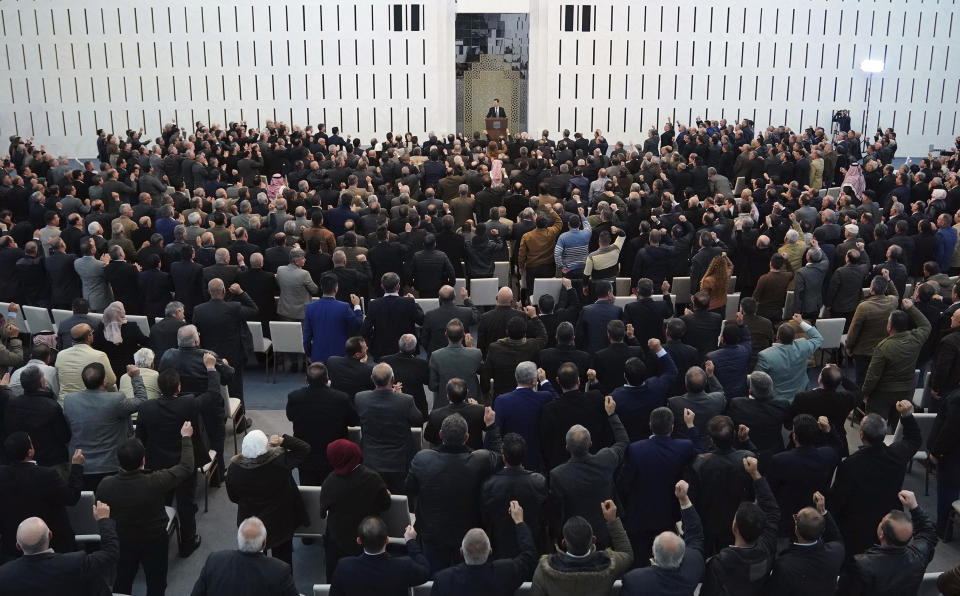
[87,312,104,325]
[903,283,914,301]
[728,275,737,293]
[126,315,150,336]
[917,572,943,596]
[453,278,468,305]
[384,494,411,538]
[672,277,692,304]
[67,491,100,542]
[918,371,934,410]
[470,278,499,306]
[295,486,328,537]
[826,186,842,198]
[733,176,746,195]
[313,585,331,596]
[613,296,634,309]
[782,291,796,319]
[912,413,938,453]
[615,277,631,296]
[814,318,846,350]
[268,321,305,353]
[531,278,563,306]
[247,321,266,351]
[724,293,741,320]
[493,262,510,287]
[411,426,424,451]
[411,582,434,596]
[0,303,28,330]
[415,298,440,313]
[348,426,361,444]
[22,305,55,334]
[51,308,73,328]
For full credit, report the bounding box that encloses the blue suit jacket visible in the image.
[576,300,623,352]
[610,352,679,441]
[302,297,364,363]
[330,540,431,596]
[767,444,840,535]
[618,430,702,533]
[494,384,557,472]
[622,506,705,596]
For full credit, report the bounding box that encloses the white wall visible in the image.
[2,0,957,158]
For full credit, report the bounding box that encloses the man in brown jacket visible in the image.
[518,207,563,297]
[752,254,794,323]
[845,273,900,385]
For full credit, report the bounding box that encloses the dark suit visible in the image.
[326,356,375,401]
[3,388,71,466]
[592,341,647,395]
[45,252,82,309]
[420,301,478,355]
[361,295,424,360]
[237,268,279,334]
[726,397,791,455]
[138,268,173,319]
[190,550,298,596]
[486,106,507,118]
[576,301,623,352]
[354,388,424,492]
[539,344,590,388]
[539,390,613,471]
[0,517,119,596]
[285,385,359,485]
[0,461,83,558]
[104,260,142,314]
[681,310,723,358]
[192,293,258,398]
[609,352,679,441]
[149,316,187,365]
[663,339,701,394]
[766,512,845,595]
[380,352,430,417]
[431,522,537,595]
[423,401,486,449]
[481,469,548,558]
[329,540,430,596]
[484,336,545,399]
[621,505,705,596]
[622,296,673,344]
[768,443,841,536]
[171,260,204,317]
[477,306,525,354]
[333,264,372,303]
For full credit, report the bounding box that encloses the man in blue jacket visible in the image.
[302,273,364,363]
[330,517,429,596]
[622,480,705,596]
[610,339,679,441]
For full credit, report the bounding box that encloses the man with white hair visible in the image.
[431,501,537,595]
[193,278,258,399]
[119,347,161,399]
[621,480,705,595]
[0,503,119,593]
[190,517,298,595]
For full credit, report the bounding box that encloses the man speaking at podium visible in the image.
[486,99,507,118]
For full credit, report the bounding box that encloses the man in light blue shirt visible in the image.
[754,314,824,402]
[553,212,591,278]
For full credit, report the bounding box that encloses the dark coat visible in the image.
[608,352,679,441]
[326,356,375,401]
[423,401,486,449]
[592,341,647,395]
[379,352,430,417]
[621,506,704,596]
[0,462,83,558]
[622,296,673,344]
[726,397,791,455]
[431,522,538,595]
[354,389,423,474]
[3,388,70,466]
[0,517,118,596]
[846,505,938,596]
[329,540,431,596]
[420,301,478,355]
[576,301,623,352]
[539,345,591,388]
[768,443,841,535]
[171,260,205,316]
[192,293,258,366]
[681,310,723,358]
[45,252,82,309]
[361,295,424,360]
[285,385,359,479]
[92,321,149,379]
[135,372,221,470]
[478,306,526,354]
[149,316,187,364]
[481,470,548,558]
[539,390,613,471]
[104,260,142,314]
[766,512,845,595]
[138,268,174,319]
[225,434,310,549]
[318,465,391,555]
[190,550,298,596]
[484,336,546,399]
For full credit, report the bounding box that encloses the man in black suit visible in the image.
[381,334,430,418]
[663,317,702,395]
[423,378,486,449]
[44,238,82,310]
[236,252,279,336]
[622,279,673,344]
[326,336,375,401]
[0,501,119,595]
[791,364,859,457]
[767,490,845,594]
[332,250,372,303]
[192,278,258,399]
[589,320,647,395]
[432,501,537,595]
[201,248,244,300]
[329,516,429,595]
[486,99,507,118]
[420,285,478,355]
[285,362,359,486]
[104,245,143,314]
[171,246,204,319]
[0,432,84,559]
[135,363,221,558]
[539,322,590,388]
[681,291,723,359]
[539,363,613,471]
[149,301,188,364]
[536,278,581,348]
[138,254,173,319]
[477,287,526,354]
[361,272,424,361]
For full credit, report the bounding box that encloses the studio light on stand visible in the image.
[859,59,884,152]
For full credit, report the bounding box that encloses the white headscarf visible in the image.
[241,430,269,459]
[101,301,126,345]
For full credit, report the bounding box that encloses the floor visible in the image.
[136,367,960,596]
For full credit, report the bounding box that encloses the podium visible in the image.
[485,117,508,140]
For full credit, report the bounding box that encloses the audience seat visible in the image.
[724,293,741,320]
[531,278,562,306]
[453,278,468,304]
[223,385,246,454]
[268,321,305,382]
[197,449,218,513]
[915,371,932,411]
[814,317,846,365]
[886,411,938,495]
[782,291,796,320]
[385,494,412,542]
[295,485,327,539]
[615,277,631,296]
[494,262,510,287]
[0,302,29,332]
[470,278,499,306]
[415,298,440,313]
[672,277,692,305]
[126,315,151,336]
[51,308,73,329]
[247,321,273,375]
[22,305,55,334]
[67,491,100,543]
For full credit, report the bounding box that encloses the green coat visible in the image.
[862,306,931,396]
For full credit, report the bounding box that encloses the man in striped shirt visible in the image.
[554,211,592,280]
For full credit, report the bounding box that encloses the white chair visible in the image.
[493,261,510,287]
[197,449,218,513]
[814,318,846,365]
[0,302,28,331]
[724,293,741,320]
[384,495,412,541]
[22,305,55,334]
[782,291,796,320]
[295,486,328,538]
[914,371,933,411]
[470,278,499,306]
[247,321,273,375]
[615,277,631,296]
[268,321,305,382]
[223,385,246,454]
[889,412,938,495]
[904,283,914,300]
[313,586,331,596]
[672,277,692,304]
[728,275,737,293]
[67,491,100,543]
[531,278,563,306]
[415,298,440,313]
[51,308,73,328]
[126,315,150,336]
[411,583,434,596]
[87,312,104,325]
[453,278,468,304]
[918,572,943,596]
[614,296,634,309]
[412,426,424,451]
[733,176,746,196]
[347,426,361,444]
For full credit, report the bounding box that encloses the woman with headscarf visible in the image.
[92,301,148,380]
[317,439,391,578]
[226,430,310,567]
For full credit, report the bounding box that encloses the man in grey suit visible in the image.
[707,168,734,199]
[73,238,113,311]
[63,362,147,490]
[428,319,483,405]
[276,248,318,321]
[420,285,479,355]
[354,363,424,493]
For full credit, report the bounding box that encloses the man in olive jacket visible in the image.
[861,298,931,428]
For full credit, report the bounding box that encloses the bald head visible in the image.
[237,517,268,553]
[438,285,456,303]
[879,510,914,546]
[16,517,50,555]
[70,323,93,344]
[652,530,685,568]
[208,278,226,298]
[371,363,394,388]
[496,287,514,306]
